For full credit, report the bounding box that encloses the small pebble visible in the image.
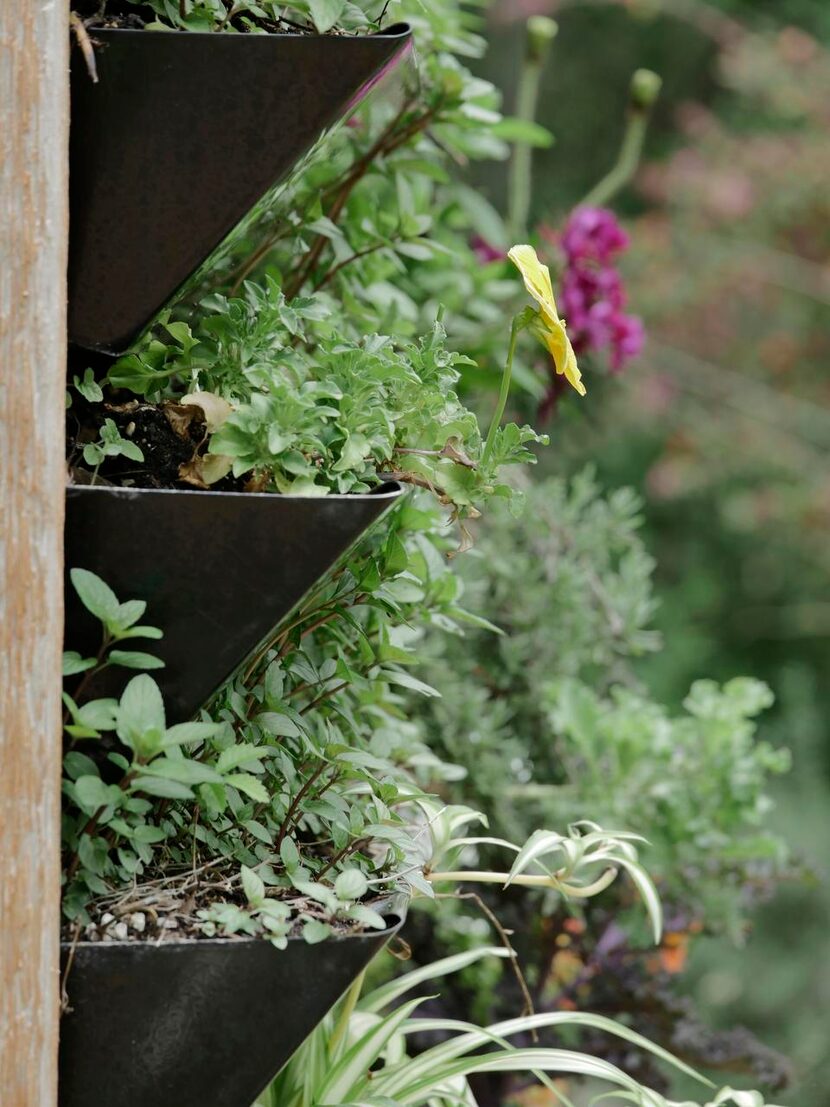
[129,912,146,933]
[162,918,178,929]
[113,922,129,941]
[100,912,114,926]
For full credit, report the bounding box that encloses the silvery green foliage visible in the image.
[544,675,790,938]
[413,470,791,935]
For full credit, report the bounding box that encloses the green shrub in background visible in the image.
[405,473,793,1095]
[477,1,829,1098]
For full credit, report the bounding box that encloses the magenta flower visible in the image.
[561,206,630,265]
[536,206,644,416]
[609,312,645,372]
[561,266,625,325]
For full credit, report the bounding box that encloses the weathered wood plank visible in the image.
[0,0,69,1102]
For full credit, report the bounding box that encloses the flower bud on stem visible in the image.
[579,67,662,209]
[507,17,559,240]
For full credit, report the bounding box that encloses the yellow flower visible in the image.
[508,243,586,397]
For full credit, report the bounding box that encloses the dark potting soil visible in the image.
[67,395,250,492]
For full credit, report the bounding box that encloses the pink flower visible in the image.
[609,312,645,372]
[536,208,644,418]
[561,207,630,265]
[561,265,625,323]
[559,209,643,371]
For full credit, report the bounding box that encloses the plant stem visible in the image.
[439,890,537,1024]
[317,831,363,879]
[578,70,661,209]
[282,98,422,299]
[300,680,348,716]
[312,241,391,291]
[65,769,137,881]
[481,315,521,468]
[579,111,648,209]
[274,760,329,851]
[507,58,544,241]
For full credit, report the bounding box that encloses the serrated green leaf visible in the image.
[227,773,270,803]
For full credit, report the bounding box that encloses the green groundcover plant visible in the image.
[67,0,587,524]
[61,554,667,952]
[61,497,474,936]
[415,472,792,936]
[80,0,406,34]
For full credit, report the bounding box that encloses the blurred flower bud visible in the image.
[526,16,558,64]
[630,68,662,110]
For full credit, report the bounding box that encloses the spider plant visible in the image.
[255,946,783,1107]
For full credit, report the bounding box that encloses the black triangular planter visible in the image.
[59,902,406,1107]
[69,24,413,353]
[65,483,403,721]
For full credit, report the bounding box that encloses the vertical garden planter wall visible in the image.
[65,482,403,721]
[63,21,414,1106]
[68,24,413,353]
[59,901,406,1107]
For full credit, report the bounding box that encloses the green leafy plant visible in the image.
[61,521,440,935]
[115,0,396,34]
[60,487,526,936]
[257,945,782,1107]
[99,295,546,525]
[401,472,793,1094]
[79,417,144,478]
[61,0,796,1099]
[541,676,791,936]
[414,473,791,933]
[61,508,671,956]
[69,0,577,531]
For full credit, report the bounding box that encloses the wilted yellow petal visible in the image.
[509,243,585,397]
[532,317,586,397]
[508,243,561,330]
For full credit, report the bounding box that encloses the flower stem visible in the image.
[579,70,661,209]
[482,315,521,468]
[507,22,556,240]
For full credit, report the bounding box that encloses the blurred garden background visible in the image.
[455,0,829,1101]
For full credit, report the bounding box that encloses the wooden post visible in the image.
[0,1,69,1103]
